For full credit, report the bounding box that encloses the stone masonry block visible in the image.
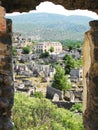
[94,48,98,61]
[0,6,13,129]
[0,97,9,108]
[91,34,98,46]
[0,6,6,34]
[0,6,5,17]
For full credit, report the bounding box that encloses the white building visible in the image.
[35,42,62,54]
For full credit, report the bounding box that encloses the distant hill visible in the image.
[6,13,93,41]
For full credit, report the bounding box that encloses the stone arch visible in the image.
[1,0,98,14]
[0,1,98,130]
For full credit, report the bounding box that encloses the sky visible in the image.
[6,1,98,19]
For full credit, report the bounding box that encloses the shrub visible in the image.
[70,103,82,113]
[49,46,54,53]
[33,91,44,98]
[12,46,17,56]
[22,46,30,54]
[12,93,83,130]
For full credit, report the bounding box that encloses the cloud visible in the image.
[35,2,98,19]
[6,1,98,19]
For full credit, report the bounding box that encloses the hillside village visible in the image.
[13,33,83,107]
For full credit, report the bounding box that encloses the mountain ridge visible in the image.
[6,12,93,41]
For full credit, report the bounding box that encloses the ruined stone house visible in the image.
[70,68,83,82]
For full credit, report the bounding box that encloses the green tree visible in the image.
[13,93,83,130]
[68,45,75,51]
[52,65,71,93]
[22,46,30,54]
[49,46,54,53]
[40,51,49,58]
[75,58,82,68]
[12,46,17,56]
[63,55,76,74]
[76,43,81,48]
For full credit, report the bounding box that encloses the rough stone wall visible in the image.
[83,30,92,112]
[1,0,98,14]
[46,86,63,100]
[83,21,98,130]
[0,6,14,130]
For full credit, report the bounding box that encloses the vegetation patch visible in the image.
[13,93,83,130]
